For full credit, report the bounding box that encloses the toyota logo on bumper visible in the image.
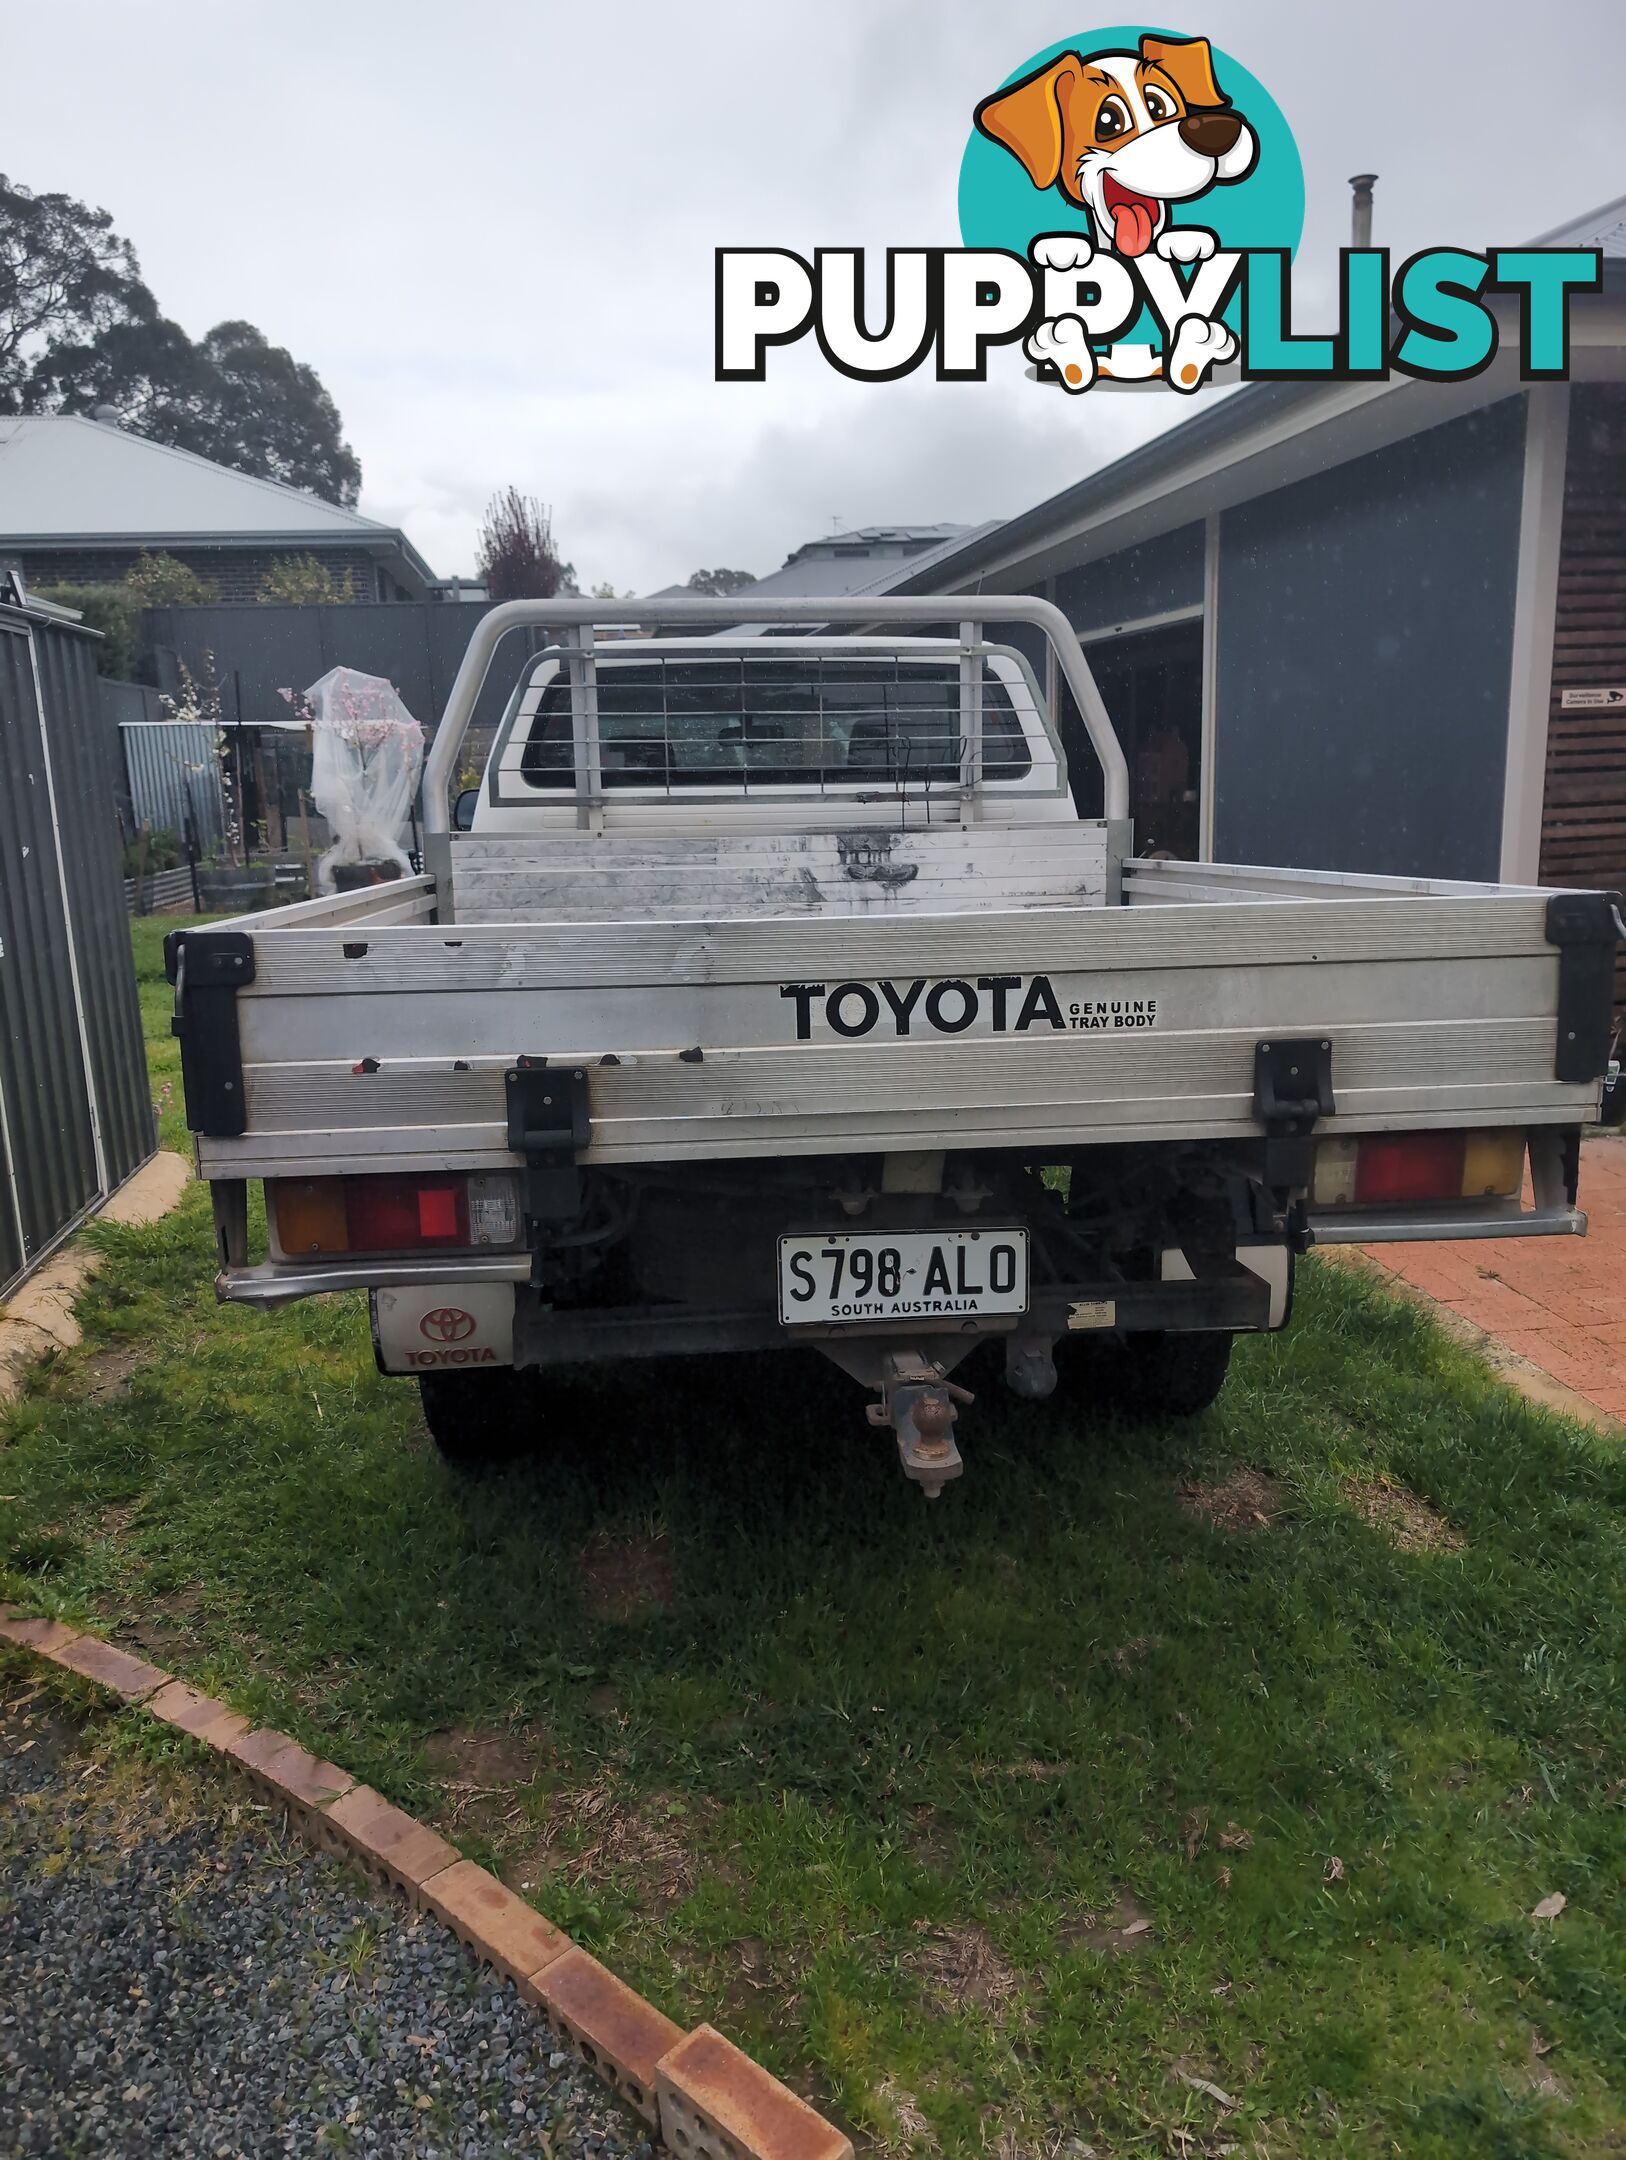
[420,1307,476,1343]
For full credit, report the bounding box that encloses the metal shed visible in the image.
[0,582,155,1295]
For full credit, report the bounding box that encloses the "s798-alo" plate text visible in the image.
[777,1228,1029,1325]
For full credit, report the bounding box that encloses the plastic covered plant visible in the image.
[296,667,425,889]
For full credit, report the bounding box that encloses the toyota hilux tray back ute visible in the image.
[165,596,1621,1497]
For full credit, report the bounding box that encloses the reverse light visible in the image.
[270,1172,521,1257]
[1312,1129,1525,1209]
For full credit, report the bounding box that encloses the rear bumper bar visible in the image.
[508,1272,1273,1368]
[1310,1203,1586,1244]
[214,1257,1272,1342]
[219,1252,529,1308]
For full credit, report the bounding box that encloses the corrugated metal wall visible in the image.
[0,601,155,1295]
[120,720,226,851]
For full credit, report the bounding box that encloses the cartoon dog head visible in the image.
[974,34,1256,258]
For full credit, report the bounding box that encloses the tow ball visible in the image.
[866,1355,975,1500]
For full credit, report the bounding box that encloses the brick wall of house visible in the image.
[20,545,393,604]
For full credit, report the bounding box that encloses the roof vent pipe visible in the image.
[1349,173,1377,249]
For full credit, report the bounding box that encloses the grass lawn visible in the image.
[3,915,1625,2156]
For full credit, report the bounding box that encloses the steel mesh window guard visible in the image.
[516,652,1029,794]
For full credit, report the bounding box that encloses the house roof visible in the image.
[644,523,991,630]
[1528,190,1626,255]
[647,522,1003,633]
[781,522,974,567]
[0,414,435,583]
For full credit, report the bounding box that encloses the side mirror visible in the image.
[452,787,479,832]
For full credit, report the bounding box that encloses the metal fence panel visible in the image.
[119,719,226,852]
[34,621,156,1200]
[0,603,154,1294]
[0,619,100,1284]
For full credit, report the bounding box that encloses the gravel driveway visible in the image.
[0,1674,652,2160]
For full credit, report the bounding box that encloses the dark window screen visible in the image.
[519,655,1031,788]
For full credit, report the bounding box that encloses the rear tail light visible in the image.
[271,1172,521,1257]
[346,1175,467,1251]
[1312,1129,1525,1208]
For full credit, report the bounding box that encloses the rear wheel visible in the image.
[418,1367,543,1473]
[1109,1330,1235,1420]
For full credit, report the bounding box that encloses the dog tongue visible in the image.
[1111,197,1156,257]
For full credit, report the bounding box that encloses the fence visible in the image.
[118,717,226,855]
[143,599,554,763]
[0,595,155,1295]
[122,865,196,916]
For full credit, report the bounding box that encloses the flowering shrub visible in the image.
[125,552,215,606]
[256,554,357,605]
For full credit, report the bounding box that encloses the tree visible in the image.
[38,318,362,507]
[0,173,154,410]
[686,567,756,597]
[256,553,357,605]
[24,312,204,435]
[477,488,564,601]
[31,583,142,679]
[2,175,362,504]
[178,322,361,507]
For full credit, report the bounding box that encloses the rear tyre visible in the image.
[418,1368,542,1473]
[1110,1330,1235,1420]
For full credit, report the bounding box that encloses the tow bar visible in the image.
[865,1353,974,1500]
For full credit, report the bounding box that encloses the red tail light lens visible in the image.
[270,1172,522,1257]
[1353,1132,1468,1205]
[344,1175,469,1250]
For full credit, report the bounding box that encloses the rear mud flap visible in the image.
[372,1283,517,1374]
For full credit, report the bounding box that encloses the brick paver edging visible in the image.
[0,1612,851,2160]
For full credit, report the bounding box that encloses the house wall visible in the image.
[1211,396,1528,880]
[19,544,403,606]
[1057,524,1205,638]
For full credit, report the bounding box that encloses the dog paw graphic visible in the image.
[1166,315,1237,392]
[1030,232,1094,272]
[1156,226,1218,265]
[1026,315,1096,392]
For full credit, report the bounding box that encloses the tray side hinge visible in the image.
[163,929,256,1137]
[1252,1035,1335,1206]
[1545,890,1620,1084]
[504,1057,592,1226]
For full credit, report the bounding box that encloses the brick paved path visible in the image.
[1361,1136,1626,1424]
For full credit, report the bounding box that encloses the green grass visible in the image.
[2,916,1625,2154]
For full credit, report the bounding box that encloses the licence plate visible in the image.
[777,1228,1029,1326]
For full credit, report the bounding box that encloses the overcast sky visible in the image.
[5,2,1624,591]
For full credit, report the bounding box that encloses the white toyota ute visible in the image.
[164,596,1622,1498]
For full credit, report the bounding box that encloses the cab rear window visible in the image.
[518,655,1031,788]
